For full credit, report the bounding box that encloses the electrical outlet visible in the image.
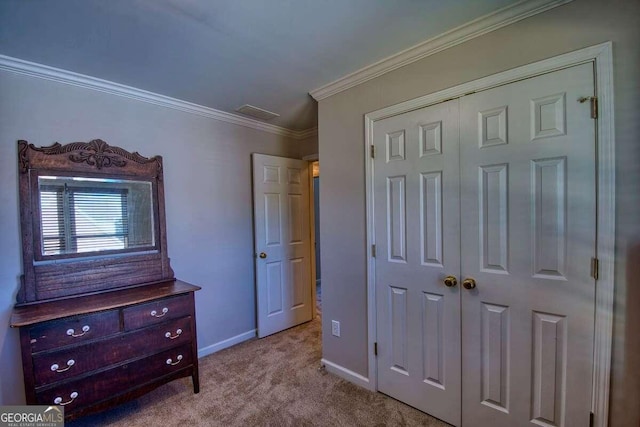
[331,320,341,337]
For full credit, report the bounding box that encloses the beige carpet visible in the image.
[68,313,448,426]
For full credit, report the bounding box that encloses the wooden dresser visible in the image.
[12,140,200,421]
[11,280,200,421]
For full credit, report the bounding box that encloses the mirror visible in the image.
[37,176,156,259]
[17,139,173,303]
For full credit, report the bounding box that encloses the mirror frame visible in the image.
[17,140,174,303]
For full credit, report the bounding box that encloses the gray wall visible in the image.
[317,0,639,425]
[0,70,306,404]
[298,134,319,159]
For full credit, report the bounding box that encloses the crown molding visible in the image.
[294,126,318,140]
[0,54,316,140]
[309,0,573,101]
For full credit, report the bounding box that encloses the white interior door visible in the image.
[460,63,596,426]
[374,99,462,426]
[373,62,596,427]
[253,154,312,338]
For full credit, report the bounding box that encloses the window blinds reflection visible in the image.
[39,177,155,257]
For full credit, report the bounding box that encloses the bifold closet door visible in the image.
[459,63,596,427]
[374,99,461,427]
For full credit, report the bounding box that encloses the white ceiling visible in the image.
[0,0,522,131]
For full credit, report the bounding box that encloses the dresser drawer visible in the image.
[123,294,191,331]
[35,344,193,410]
[32,316,193,387]
[29,310,120,353]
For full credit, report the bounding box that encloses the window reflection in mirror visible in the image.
[38,176,155,257]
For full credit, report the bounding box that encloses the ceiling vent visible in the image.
[236,104,280,121]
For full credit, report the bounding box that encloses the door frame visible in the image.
[306,156,319,320]
[364,42,615,427]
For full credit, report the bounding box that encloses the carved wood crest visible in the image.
[18,139,162,177]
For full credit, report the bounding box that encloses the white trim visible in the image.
[591,42,616,427]
[366,43,609,122]
[0,54,316,140]
[197,329,256,359]
[321,358,372,390]
[309,162,317,321]
[364,42,614,427]
[302,153,319,161]
[309,0,573,101]
[296,127,319,140]
[364,114,378,392]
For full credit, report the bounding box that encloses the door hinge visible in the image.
[370,145,375,159]
[579,96,598,119]
[374,342,378,356]
[589,411,594,427]
[371,244,376,258]
[591,257,599,280]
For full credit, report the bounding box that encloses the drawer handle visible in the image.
[150,307,169,318]
[166,354,183,366]
[50,359,75,373]
[66,325,90,337]
[54,391,78,406]
[164,328,183,340]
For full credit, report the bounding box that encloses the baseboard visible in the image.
[321,358,373,391]
[198,329,256,359]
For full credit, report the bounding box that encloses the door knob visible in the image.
[443,276,457,288]
[462,278,476,290]
[259,252,267,259]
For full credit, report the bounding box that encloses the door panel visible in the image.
[479,164,509,273]
[266,261,283,315]
[532,157,566,278]
[531,311,567,424]
[375,99,461,426]
[264,193,281,246]
[480,302,509,412]
[460,63,596,427]
[422,291,445,387]
[387,175,407,262]
[421,171,443,266]
[253,154,312,338]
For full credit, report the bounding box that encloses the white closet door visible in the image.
[253,154,312,338]
[374,99,461,426]
[459,63,596,426]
